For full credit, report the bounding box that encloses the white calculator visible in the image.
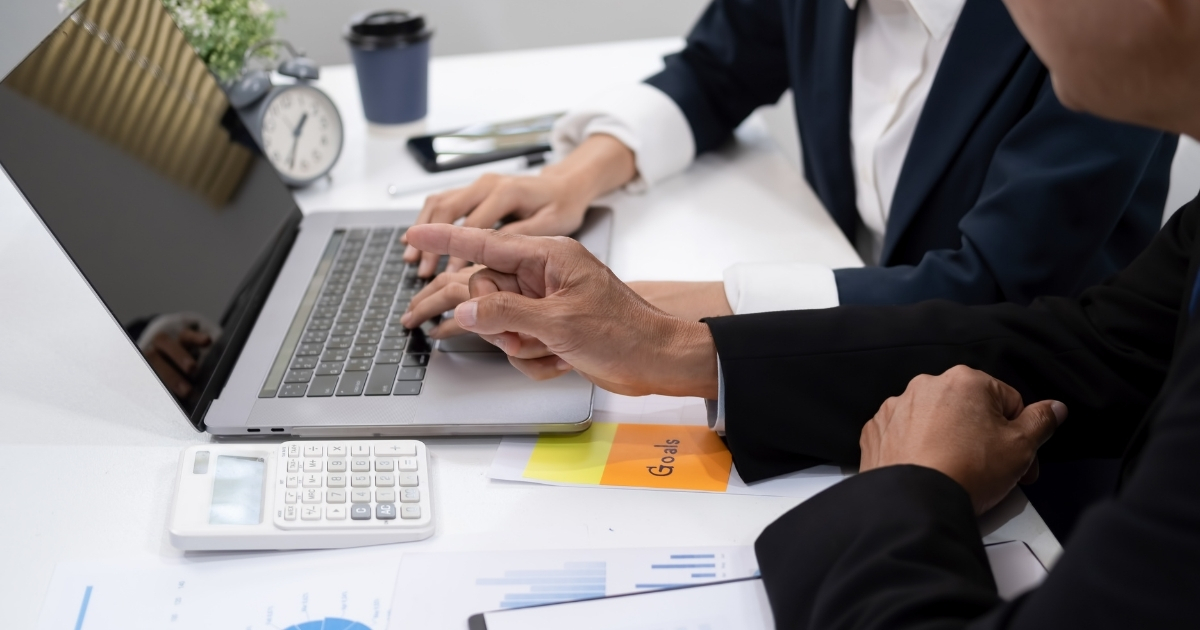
[169,440,434,550]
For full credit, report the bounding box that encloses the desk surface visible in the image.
[0,38,1058,627]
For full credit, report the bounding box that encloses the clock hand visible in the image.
[287,113,309,169]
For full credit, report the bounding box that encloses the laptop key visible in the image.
[383,325,410,338]
[316,362,343,376]
[375,351,402,364]
[322,349,349,362]
[364,307,390,320]
[346,358,374,371]
[379,338,406,351]
[307,375,339,397]
[292,356,318,370]
[279,383,308,397]
[332,323,358,337]
[325,336,353,349]
[397,367,425,381]
[365,364,399,395]
[307,318,333,331]
[393,381,422,396]
[302,330,328,344]
[284,369,313,383]
[318,294,342,306]
[356,331,382,345]
[342,299,367,311]
[369,296,392,308]
[402,354,429,367]
[350,344,377,358]
[314,306,339,319]
[336,371,367,396]
[296,342,324,356]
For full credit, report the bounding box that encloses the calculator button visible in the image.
[327,474,347,488]
[351,445,371,457]
[326,489,347,504]
[287,459,300,473]
[374,459,395,472]
[400,488,420,503]
[397,473,419,487]
[327,459,347,473]
[376,503,397,520]
[287,444,301,457]
[286,475,300,488]
[328,445,348,457]
[351,490,371,503]
[326,506,347,520]
[302,488,321,504]
[301,505,321,520]
[285,490,298,504]
[375,443,417,457]
[375,473,395,487]
[398,457,418,472]
[284,505,297,520]
[303,473,322,488]
[376,489,397,503]
[351,474,371,488]
[351,458,370,472]
[303,458,323,472]
[303,445,324,457]
[401,505,422,520]
[350,504,372,520]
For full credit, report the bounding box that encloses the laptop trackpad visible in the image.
[438,334,504,353]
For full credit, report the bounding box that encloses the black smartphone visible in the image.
[406,112,561,173]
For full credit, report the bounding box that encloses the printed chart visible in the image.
[388,546,759,629]
[37,547,401,630]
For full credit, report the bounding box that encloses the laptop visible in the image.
[0,0,604,436]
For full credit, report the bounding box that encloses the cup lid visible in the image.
[345,10,433,48]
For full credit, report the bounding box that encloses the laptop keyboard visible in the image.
[259,226,443,399]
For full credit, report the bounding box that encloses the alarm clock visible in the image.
[228,40,344,188]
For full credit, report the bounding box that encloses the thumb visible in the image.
[1013,400,1068,448]
[455,291,554,339]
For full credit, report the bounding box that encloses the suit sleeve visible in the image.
[644,0,792,155]
[706,197,1198,482]
[834,78,1177,307]
[756,327,1200,630]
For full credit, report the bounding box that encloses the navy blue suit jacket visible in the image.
[645,0,1178,305]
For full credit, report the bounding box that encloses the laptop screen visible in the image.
[0,0,302,425]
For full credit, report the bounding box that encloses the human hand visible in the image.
[858,365,1068,514]
[402,134,636,277]
[399,264,488,338]
[403,224,719,398]
[628,281,734,321]
[143,328,212,399]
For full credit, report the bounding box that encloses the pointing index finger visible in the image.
[404,224,548,275]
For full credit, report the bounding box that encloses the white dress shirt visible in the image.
[552,0,966,318]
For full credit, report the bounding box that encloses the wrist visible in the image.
[543,133,636,201]
[654,318,719,399]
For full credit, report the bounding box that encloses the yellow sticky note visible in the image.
[524,422,619,484]
[599,424,732,492]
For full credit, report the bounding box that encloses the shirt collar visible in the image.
[844,0,964,40]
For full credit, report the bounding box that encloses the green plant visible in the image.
[60,0,284,81]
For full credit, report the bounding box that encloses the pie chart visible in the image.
[283,618,371,630]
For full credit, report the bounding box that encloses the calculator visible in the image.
[168,440,434,550]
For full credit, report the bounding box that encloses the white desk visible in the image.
[0,38,1059,627]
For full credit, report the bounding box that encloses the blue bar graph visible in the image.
[477,561,607,609]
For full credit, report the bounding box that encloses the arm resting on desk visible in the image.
[707,196,1197,481]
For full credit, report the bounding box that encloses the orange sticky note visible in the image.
[598,424,732,491]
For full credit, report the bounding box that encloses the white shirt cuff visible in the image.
[722,262,841,314]
[551,83,694,192]
[705,354,726,434]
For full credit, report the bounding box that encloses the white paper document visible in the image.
[37,547,403,630]
[985,540,1049,600]
[387,546,760,630]
[474,578,773,630]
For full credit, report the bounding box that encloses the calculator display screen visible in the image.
[209,456,266,525]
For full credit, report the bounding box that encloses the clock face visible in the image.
[259,85,343,186]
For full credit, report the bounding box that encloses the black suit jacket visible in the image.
[646,0,1175,305]
[708,197,1200,627]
